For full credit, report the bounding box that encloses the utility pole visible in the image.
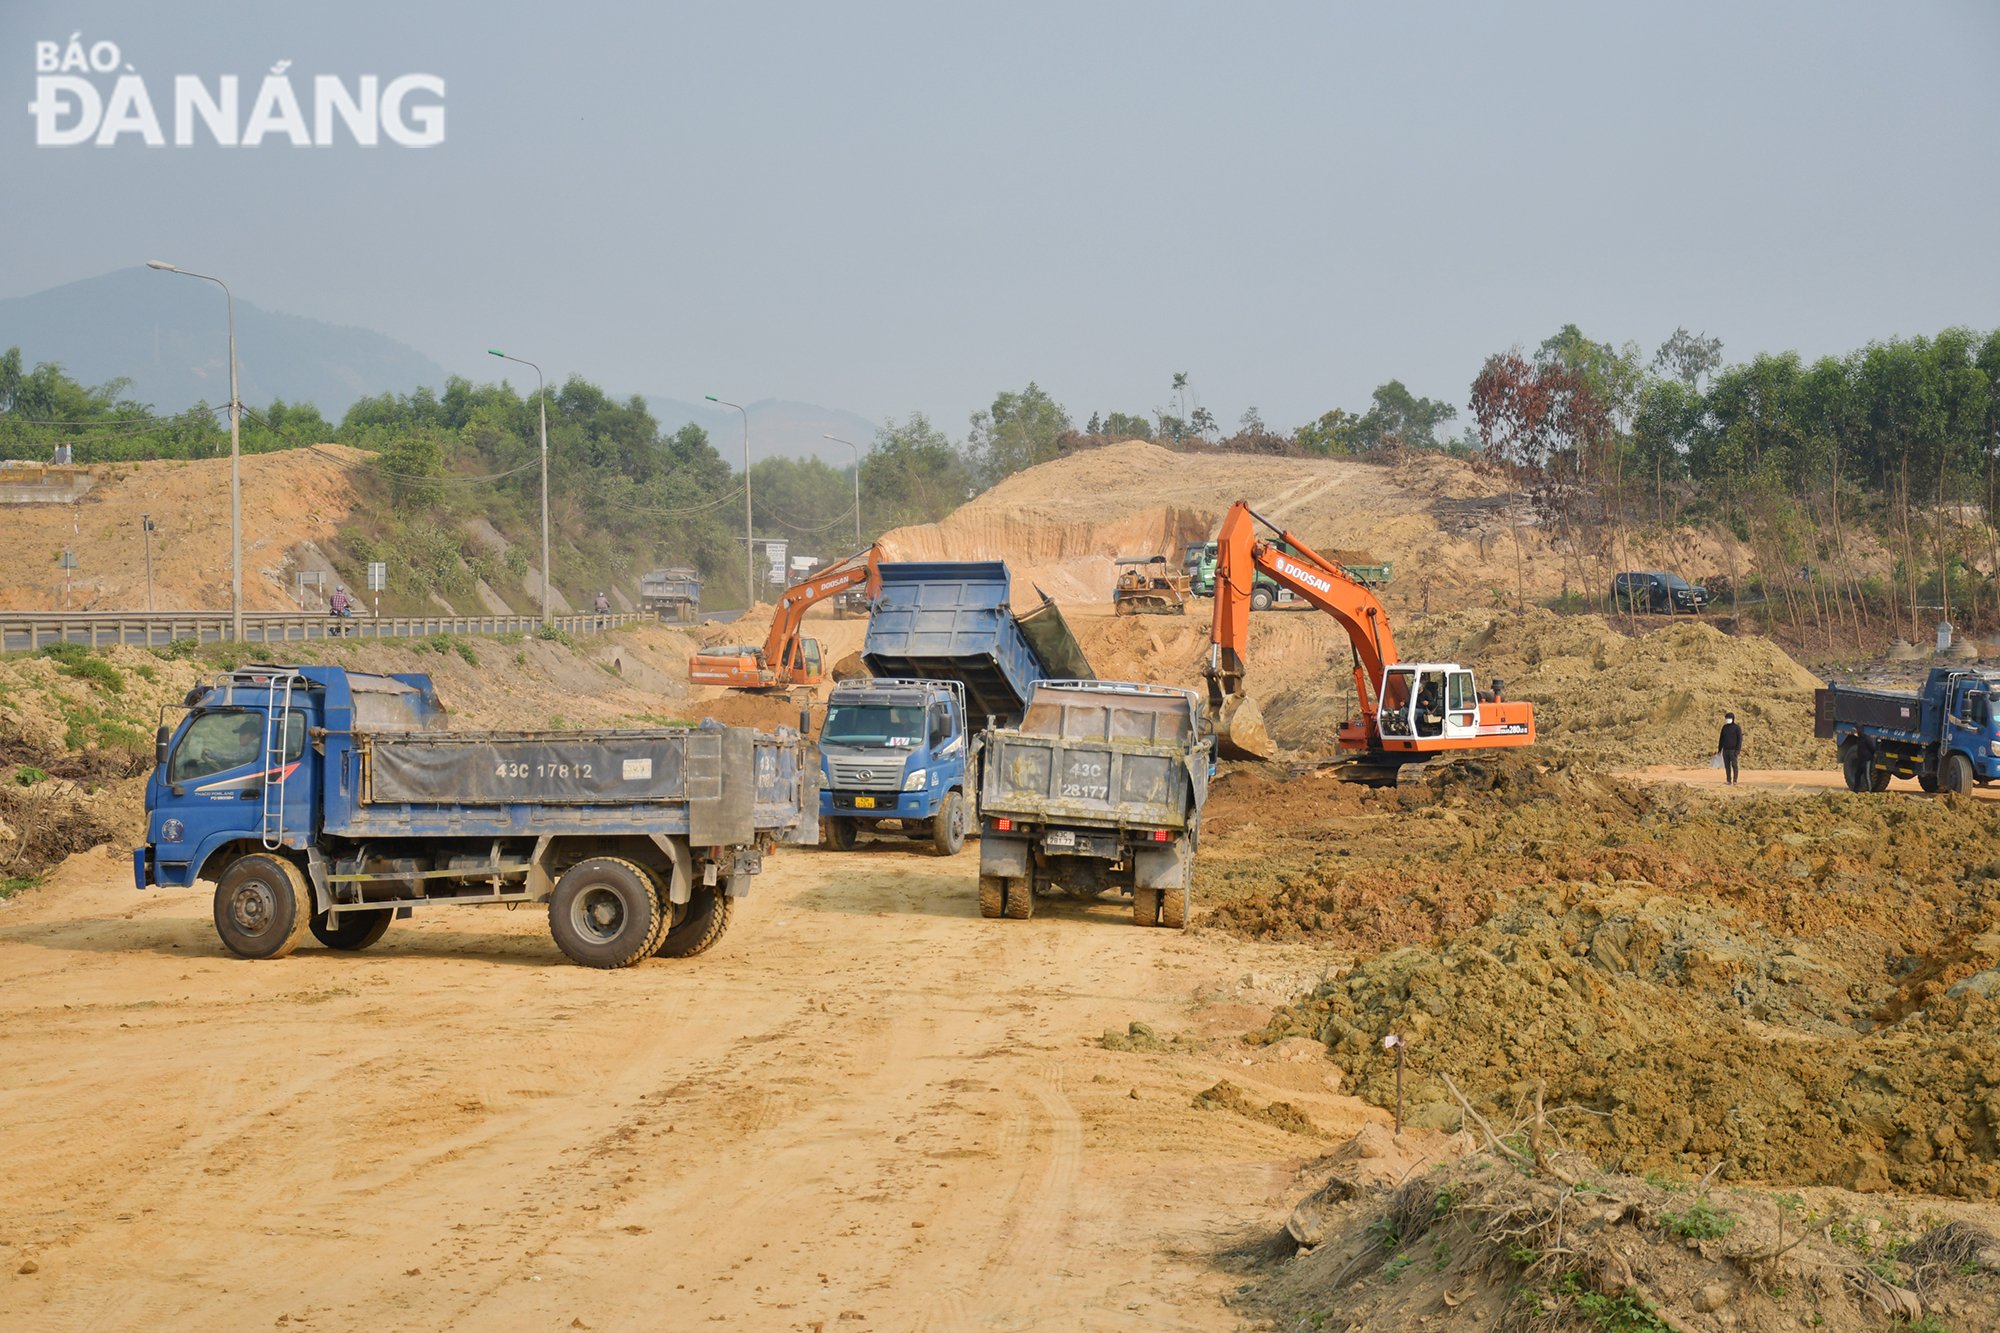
[147,262,242,641]
[488,350,552,626]
[141,513,156,611]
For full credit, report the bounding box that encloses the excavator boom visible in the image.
[689,544,882,691]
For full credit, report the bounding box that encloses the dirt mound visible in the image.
[1399,607,1829,767]
[1253,864,2000,1198]
[1250,1138,2000,1332]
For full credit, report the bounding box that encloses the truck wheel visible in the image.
[1004,877,1034,919]
[549,857,663,969]
[1160,887,1189,930]
[214,854,312,960]
[1841,747,1871,793]
[931,791,967,857]
[978,875,1005,919]
[1132,887,1160,927]
[1918,771,1941,793]
[823,817,859,852]
[655,883,731,958]
[1868,764,1892,793]
[310,909,391,951]
[1250,586,1274,612]
[1942,752,1975,795]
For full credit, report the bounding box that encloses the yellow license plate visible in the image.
[853,796,876,809]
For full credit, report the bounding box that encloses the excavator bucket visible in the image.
[1214,694,1275,761]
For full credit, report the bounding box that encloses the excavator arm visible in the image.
[690,544,882,691]
[760,544,883,680]
[1207,502,1396,758]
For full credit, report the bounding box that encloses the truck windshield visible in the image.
[822,703,924,747]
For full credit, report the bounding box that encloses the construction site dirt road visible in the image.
[0,842,1372,1332]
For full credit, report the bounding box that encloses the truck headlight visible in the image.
[903,768,927,791]
[1989,741,2000,757]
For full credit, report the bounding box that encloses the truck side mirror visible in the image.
[155,724,170,770]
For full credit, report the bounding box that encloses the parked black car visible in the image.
[1612,570,1709,613]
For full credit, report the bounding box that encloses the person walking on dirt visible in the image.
[1718,712,1744,785]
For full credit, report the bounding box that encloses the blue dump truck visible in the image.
[1816,666,2000,793]
[817,561,1093,856]
[137,665,818,967]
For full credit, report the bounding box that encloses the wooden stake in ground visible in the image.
[1383,1033,1405,1137]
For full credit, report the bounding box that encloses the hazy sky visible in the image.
[5,1,1997,438]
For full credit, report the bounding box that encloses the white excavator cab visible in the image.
[1376,663,1480,743]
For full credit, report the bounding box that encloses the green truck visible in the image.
[1184,540,1390,607]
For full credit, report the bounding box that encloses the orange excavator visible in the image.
[1206,502,1534,777]
[688,544,884,691]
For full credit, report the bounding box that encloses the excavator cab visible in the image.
[1374,664,1481,744]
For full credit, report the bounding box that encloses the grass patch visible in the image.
[1,873,40,899]
[538,625,576,647]
[40,642,125,694]
[1661,1199,1737,1241]
[14,765,49,786]
[59,701,149,753]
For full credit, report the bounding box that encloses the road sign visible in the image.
[368,561,387,592]
[58,549,78,569]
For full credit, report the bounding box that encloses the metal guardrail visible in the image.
[0,611,643,653]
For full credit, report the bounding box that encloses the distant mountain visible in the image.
[0,267,450,417]
[645,395,881,468]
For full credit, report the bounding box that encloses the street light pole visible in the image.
[707,396,755,606]
[489,350,551,627]
[822,434,863,548]
[147,261,241,641]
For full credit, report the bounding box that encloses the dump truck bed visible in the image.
[861,561,1093,727]
[978,682,1206,830]
[335,725,818,845]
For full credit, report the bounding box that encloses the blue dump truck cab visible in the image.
[1816,666,2000,794]
[138,664,817,967]
[818,678,972,856]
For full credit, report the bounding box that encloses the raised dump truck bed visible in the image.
[976,680,1212,928]
[861,561,1092,728]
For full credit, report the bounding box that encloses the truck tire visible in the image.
[931,791,967,857]
[1250,586,1274,612]
[1943,752,1975,795]
[1842,747,1871,793]
[823,817,859,852]
[1919,770,1941,793]
[214,854,313,960]
[978,875,1005,919]
[1869,764,1892,793]
[1132,887,1160,927]
[1160,886,1190,930]
[655,883,731,958]
[549,857,663,969]
[310,909,392,952]
[1004,877,1034,919]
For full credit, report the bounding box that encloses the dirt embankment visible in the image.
[1200,754,2000,1199]
[0,446,369,613]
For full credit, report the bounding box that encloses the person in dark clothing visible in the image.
[1718,712,1743,784]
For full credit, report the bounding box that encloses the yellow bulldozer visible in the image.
[1112,555,1190,616]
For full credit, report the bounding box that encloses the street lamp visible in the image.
[489,349,551,627]
[707,395,755,606]
[822,434,863,548]
[147,260,242,642]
